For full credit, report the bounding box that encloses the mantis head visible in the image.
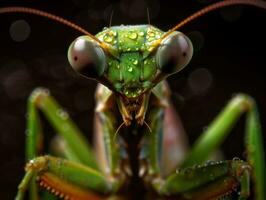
[67,26,193,97]
[67,26,193,125]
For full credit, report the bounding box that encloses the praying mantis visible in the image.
[0,0,266,199]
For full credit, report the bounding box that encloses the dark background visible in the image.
[0,0,265,199]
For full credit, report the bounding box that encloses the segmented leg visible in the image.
[16,88,122,199]
[157,94,265,200]
[157,160,251,200]
[16,156,118,200]
[26,88,98,167]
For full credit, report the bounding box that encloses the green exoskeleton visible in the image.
[0,0,265,199]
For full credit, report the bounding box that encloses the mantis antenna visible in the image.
[154,0,266,46]
[0,6,108,49]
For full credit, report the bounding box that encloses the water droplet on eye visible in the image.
[9,19,31,42]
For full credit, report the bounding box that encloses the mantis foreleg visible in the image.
[15,156,118,200]
[158,94,265,200]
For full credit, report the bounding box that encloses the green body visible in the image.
[0,3,264,200]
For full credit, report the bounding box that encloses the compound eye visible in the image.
[68,36,106,78]
[156,32,193,75]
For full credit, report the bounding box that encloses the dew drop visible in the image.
[128,67,133,72]
[133,60,138,65]
[56,109,69,120]
[147,31,155,37]
[233,157,241,161]
[147,37,154,42]
[205,160,215,165]
[128,32,138,40]
[103,33,114,43]
[139,31,144,36]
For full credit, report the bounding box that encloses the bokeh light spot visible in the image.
[188,68,213,95]
[187,31,205,52]
[9,20,31,42]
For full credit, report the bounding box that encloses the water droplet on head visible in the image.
[147,31,155,37]
[147,47,153,52]
[147,37,154,42]
[128,32,138,40]
[139,31,144,36]
[103,32,114,43]
[133,60,138,65]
